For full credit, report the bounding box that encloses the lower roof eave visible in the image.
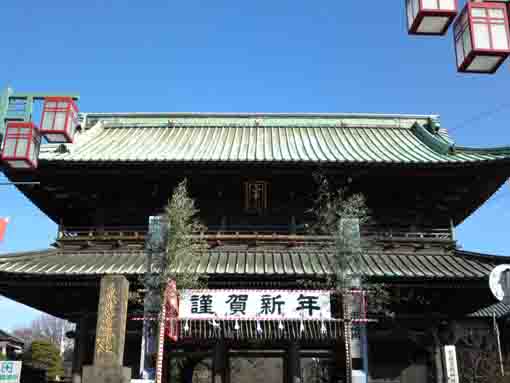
[0,247,507,282]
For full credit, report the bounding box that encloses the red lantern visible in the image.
[0,122,41,170]
[406,0,458,35]
[454,2,510,73]
[0,217,9,242]
[40,97,79,143]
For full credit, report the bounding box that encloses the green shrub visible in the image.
[23,340,63,380]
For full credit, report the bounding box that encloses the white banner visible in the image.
[179,290,331,320]
[444,345,459,383]
[0,361,22,383]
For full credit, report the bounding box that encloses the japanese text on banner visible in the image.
[179,290,331,320]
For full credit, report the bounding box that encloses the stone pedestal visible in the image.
[82,365,131,383]
[94,276,130,366]
[82,275,131,383]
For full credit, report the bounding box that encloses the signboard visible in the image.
[489,264,510,304]
[444,345,459,383]
[179,290,331,320]
[0,361,22,383]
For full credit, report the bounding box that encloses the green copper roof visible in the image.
[38,113,510,165]
[0,248,504,280]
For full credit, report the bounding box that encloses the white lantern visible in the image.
[454,2,510,73]
[1,122,41,169]
[406,0,458,35]
[40,97,79,143]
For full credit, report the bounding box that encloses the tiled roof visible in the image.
[0,330,24,345]
[468,302,510,319]
[38,114,510,165]
[0,248,504,280]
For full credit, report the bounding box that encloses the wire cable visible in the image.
[449,101,510,136]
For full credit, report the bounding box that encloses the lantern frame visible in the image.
[39,96,79,143]
[0,121,41,170]
[407,0,458,36]
[454,1,510,73]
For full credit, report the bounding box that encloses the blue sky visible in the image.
[0,0,509,330]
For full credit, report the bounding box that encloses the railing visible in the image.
[58,225,453,243]
[361,227,452,241]
[58,226,147,240]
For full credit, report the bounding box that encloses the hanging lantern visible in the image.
[40,97,79,143]
[0,122,41,169]
[454,2,510,73]
[0,217,9,242]
[406,0,458,35]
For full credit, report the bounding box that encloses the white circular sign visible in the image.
[489,264,510,301]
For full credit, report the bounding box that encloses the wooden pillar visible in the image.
[332,340,347,383]
[72,315,89,383]
[434,346,445,383]
[79,316,90,369]
[72,331,80,382]
[162,344,170,383]
[287,342,301,383]
[213,340,228,383]
[71,320,81,383]
[181,358,199,383]
[432,327,445,383]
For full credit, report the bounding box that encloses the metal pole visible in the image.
[139,322,147,378]
[0,87,12,149]
[449,218,456,242]
[493,312,505,377]
[361,323,368,383]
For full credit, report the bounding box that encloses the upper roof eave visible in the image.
[82,112,440,120]
[35,114,510,165]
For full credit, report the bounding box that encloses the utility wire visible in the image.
[449,101,510,135]
[0,182,40,186]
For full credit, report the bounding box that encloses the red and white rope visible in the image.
[155,302,166,383]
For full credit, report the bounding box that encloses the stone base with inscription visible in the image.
[82,365,132,383]
[82,275,132,383]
